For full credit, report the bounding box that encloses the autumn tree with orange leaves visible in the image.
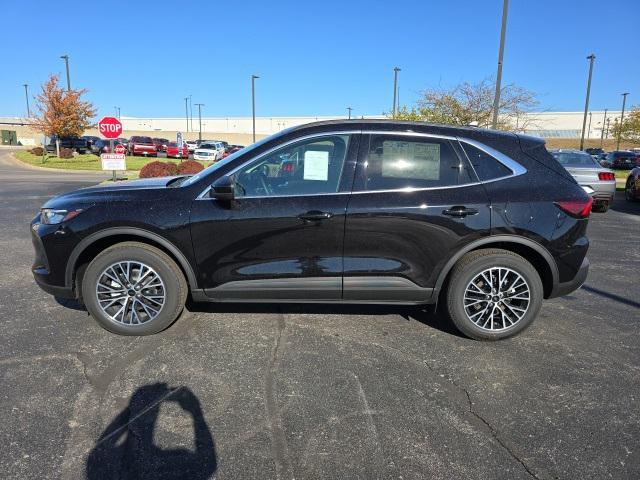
[31,74,96,157]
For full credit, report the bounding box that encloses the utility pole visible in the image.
[492,0,509,129]
[347,107,353,119]
[579,54,596,150]
[605,117,611,139]
[114,106,121,119]
[617,92,630,150]
[587,112,592,139]
[600,108,608,147]
[184,97,189,132]
[23,84,30,117]
[251,75,259,142]
[195,103,204,142]
[392,67,401,118]
[60,55,71,91]
[189,94,193,132]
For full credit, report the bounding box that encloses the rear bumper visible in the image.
[549,257,589,298]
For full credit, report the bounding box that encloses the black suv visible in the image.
[31,120,591,340]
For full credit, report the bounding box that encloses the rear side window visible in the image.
[360,135,471,191]
[461,143,512,181]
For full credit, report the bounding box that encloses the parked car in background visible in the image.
[550,149,616,212]
[585,147,604,158]
[81,136,101,151]
[117,138,129,149]
[185,140,199,153]
[625,166,640,202]
[88,138,107,154]
[605,151,638,169]
[45,137,89,154]
[165,142,189,159]
[152,138,170,152]
[128,136,157,156]
[99,140,125,154]
[219,145,243,160]
[193,142,222,161]
[31,120,592,339]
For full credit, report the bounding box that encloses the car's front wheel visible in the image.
[445,248,543,340]
[82,242,188,335]
[626,178,638,202]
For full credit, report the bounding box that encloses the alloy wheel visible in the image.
[463,267,530,331]
[95,261,166,325]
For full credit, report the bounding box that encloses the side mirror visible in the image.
[209,175,234,201]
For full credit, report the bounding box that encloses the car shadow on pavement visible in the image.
[610,192,640,215]
[186,301,465,338]
[86,383,217,480]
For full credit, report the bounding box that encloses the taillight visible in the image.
[555,197,593,218]
[598,172,615,181]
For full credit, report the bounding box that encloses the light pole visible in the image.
[600,108,608,147]
[189,94,193,132]
[60,54,71,91]
[617,92,630,150]
[195,103,204,142]
[392,67,401,118]
[579,54,596,150]
[492,0,509,129]
[114,106,121,119]
[587,112,592,139]
[347,107,353,119]
[606,117,612,139]
[184,97,189,132]
[23,84,30,117]
[251,75,259,142]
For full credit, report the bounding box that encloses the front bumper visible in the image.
[549,257,589,298]
[31,220,76,299]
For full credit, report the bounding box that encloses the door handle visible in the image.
[298,210,333,221]
[442,206,479,217]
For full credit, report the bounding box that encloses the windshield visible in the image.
[551,151,599,168]
[182,131,288,187]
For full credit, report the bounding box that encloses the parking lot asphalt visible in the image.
[0,148,638,480]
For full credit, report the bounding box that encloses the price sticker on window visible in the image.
[303,151,329,181]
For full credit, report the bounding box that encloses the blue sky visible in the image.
[2,0,638,119]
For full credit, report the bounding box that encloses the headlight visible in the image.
[40,208,83,225]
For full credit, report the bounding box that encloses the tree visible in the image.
[389,77,540,132]
[611,107,640,146]
[31,74,96,157]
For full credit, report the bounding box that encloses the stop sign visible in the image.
[114,144,125,154]
[98,116,123,139]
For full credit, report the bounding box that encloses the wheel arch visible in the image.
[433,235,559,300]
[66,227,198,298]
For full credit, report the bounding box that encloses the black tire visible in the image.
[626,178,638,202]
[592,203,609,213]
[82,242,188,335]
[445,248,543,341]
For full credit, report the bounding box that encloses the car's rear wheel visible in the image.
[82,242,188,335]
[626,178,638,202]
[445,248,543,340]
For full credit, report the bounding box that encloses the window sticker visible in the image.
[380,141,440,180]
[303,150,329,181]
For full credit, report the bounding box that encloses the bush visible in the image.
[139,161,176,178]
[59,148,74,159]
[177,160,205,174]
[29,147,44,156]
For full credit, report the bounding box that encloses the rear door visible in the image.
[342,132,491,302]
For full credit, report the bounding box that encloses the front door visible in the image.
[343,132,491,302]
[190,133,359,301]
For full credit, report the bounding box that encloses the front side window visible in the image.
[234,135,350,198]
[461,143,512,181]
[360,135,470,191]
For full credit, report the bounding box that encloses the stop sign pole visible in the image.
[98,116,123,182]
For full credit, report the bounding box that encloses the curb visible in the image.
[8,152,112,175]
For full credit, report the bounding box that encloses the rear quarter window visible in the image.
[461,143,512,181]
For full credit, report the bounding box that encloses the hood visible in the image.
[42,176,183,209]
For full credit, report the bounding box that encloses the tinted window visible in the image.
[462,143,512,181]
[360,135,470,191]
[551,151,599,168]
[235,135,350,198]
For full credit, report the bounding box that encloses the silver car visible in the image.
[550,149,616,212]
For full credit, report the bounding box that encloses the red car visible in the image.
[219,146,243,160]
[128,136,158,156]
[625,166,640,202]
[153,137,170,152]
[165,142,189,159]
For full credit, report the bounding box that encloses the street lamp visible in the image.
[600,108,608,147]
[392,67,401,118]
[579,54,596,150]
[60,54,71,91]
[347,107,353,119]
[251,75,259,142]
[184,97,189,132]
[189,94,193,133]
[492,0,510,129]
[587,112,592,139]
[195,103,204,142]
[23,84,30,117]
[617,92,630,150]
[114,106,121,119]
